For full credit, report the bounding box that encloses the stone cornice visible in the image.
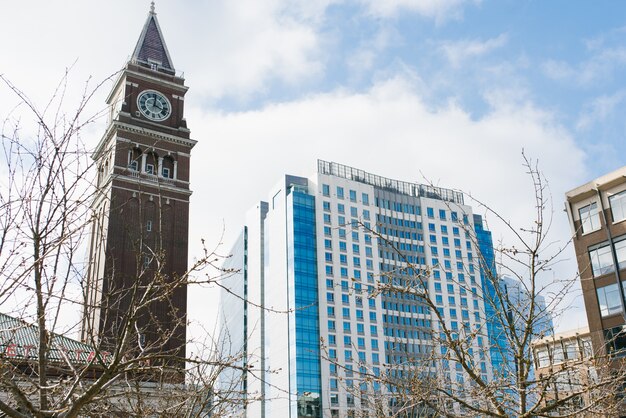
[93,121,197,159]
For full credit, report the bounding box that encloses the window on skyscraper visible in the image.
[337,186,344,199]
[439,209,446,220]
[610,190,626,222]
[349,190,357,202]
[362,193,369,204]
[579,202,600,233]
[323,184,330,196]
[427,207,434,218]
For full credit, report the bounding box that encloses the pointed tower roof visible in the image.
[131,2,175,74]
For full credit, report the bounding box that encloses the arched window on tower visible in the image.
[145,152,158,175]
[161,156,174,179]
[97,163,103,185]
[128,148,142,171]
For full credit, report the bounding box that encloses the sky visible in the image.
[2,0,626,337]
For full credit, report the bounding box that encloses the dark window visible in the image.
[605,326,626,356]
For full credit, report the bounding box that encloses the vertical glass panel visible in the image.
[597,283,622,317]
[610,191,626,223]
[589,244,614,277]
[579,202,600,234]
[616,239,626,270]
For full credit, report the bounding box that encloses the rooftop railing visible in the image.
[318,159,464,205]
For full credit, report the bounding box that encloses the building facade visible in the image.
[221,160,498,417]
[82,5,195,372]
[532,327,596,413]
[565,167,626,358]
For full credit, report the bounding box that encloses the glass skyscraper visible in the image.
[220,161,500,417]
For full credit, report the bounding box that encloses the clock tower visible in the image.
[82,4,195,376]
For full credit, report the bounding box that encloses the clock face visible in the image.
[137,90,171,121]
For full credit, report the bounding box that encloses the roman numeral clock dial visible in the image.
[137,90,171,121]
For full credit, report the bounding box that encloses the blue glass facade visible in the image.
[291,191,322,417]
[473,214,507,379]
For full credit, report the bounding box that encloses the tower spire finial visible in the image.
[150,1,155,15]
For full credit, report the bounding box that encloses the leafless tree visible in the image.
[0,73,254,417]
[322,155,625,417]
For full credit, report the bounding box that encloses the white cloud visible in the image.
[439,34,508,67]
[346,26,400,79]
[186,74,588,333]
[359,0,480,22]
[577,90,626,131]
[169,0,328,101]
[543,47,626,86]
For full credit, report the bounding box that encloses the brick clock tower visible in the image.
[82,4,195,374]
